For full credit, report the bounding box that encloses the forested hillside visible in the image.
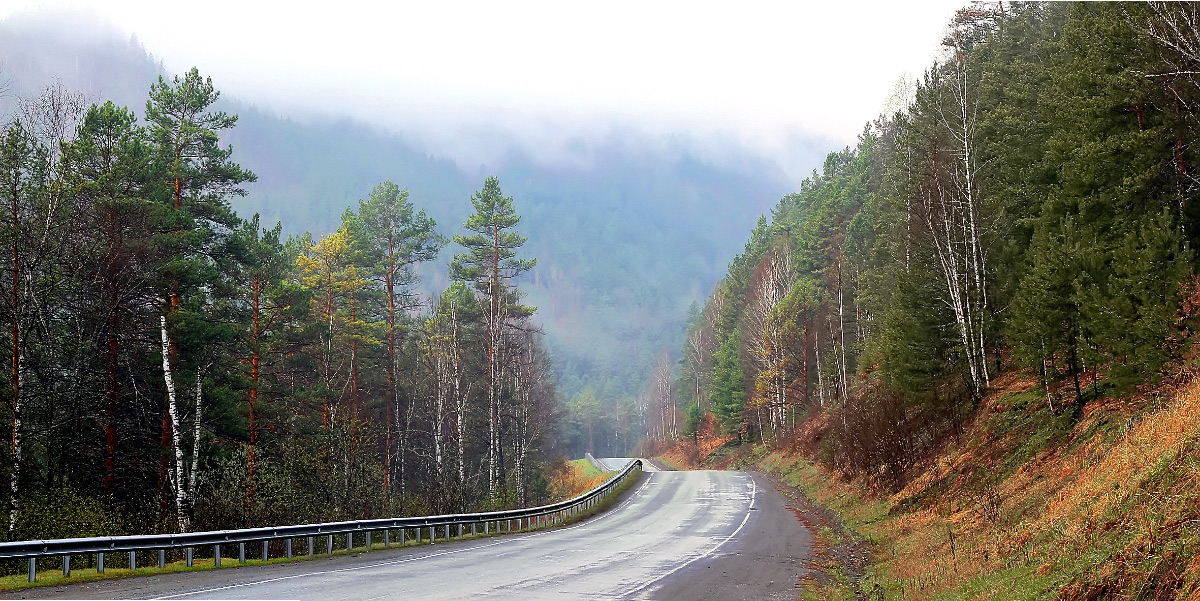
[0,11,799,452]
[669,0,1197,471]
[0,63,581,547]
[653,3,1200,596]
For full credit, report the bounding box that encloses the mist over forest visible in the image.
[0,10,816,409]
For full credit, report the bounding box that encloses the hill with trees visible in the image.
[650,3,1200,597]
[0,10,802,453]
[0,62,580,550]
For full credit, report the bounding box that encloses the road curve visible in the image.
[4,470,810,600]
[594,457,658,471]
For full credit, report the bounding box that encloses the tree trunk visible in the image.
[383,260,396,495]
[160,316,188,533]
[189,370,203,517]
[8,224,19,533]
[246,277,261,515]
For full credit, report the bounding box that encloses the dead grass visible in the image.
[548,459,610,501]
[656,415,734,469]
[753,366,1200,600]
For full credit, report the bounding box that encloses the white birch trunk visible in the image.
[8,353,20,533]
[189,369,203,504]
[160,316,188,532]
[837,267,849,399]
[452,307,466,497]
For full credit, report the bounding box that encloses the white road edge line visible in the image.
[149,472,656,600]
[624,474,758,598]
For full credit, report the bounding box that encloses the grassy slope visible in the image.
[547,459,613,501]
[666,368,1200,600]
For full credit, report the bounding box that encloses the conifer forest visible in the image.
[0,67,564,539]
[662,1,1200,478]
[9,1,1200,596]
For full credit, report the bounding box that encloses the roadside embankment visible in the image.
[660,368,1200,599]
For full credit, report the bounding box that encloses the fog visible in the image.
[0,2,969,401]
[0,1,964,183]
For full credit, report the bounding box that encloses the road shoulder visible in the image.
[648,472,812,600]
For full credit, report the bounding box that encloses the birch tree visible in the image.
[0,122,48,533]
[450,177,535,499]
[145,67,253,520]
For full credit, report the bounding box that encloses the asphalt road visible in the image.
[5,468,810,600]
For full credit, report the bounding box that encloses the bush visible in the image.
[12,488,120,541]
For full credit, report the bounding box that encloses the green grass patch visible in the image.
[568,458,605,479]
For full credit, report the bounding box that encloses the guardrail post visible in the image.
[307,536,314,556]
[326,535,333,554]
[401,528,407,545]
[213,545,220,567]
[185,547,193,567]
[158,549,165,569]
[445,525,450,540]
[129,551,136,570]
[97,552,104,573]
[471,523,476,536]
[415,528,420,543]
[62,555,70,577]
[429,526,435,544]
[262,540,269,561]
[384,530,390,548]
[238,542,245,563]
[484,521,489,534]
[457,524,463,538]
[365,531,371,551]
[286,539,292,559]
[27,558,34,582]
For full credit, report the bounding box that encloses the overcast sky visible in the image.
[2,0,966,179]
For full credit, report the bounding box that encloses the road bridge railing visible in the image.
[0,459,642,583]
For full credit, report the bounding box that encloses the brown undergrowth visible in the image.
[659,366,1200,599]
[548,459,610,501]
[653,414,734,469]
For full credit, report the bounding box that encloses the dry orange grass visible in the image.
[548,461,609,501]
[769,367,1200,599]
[657,414,733,469]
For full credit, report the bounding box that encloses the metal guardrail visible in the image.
[584,452,607,472]
[0,459,642,583]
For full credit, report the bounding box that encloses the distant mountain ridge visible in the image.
[0,10,807,402]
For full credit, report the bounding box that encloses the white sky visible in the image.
[2,0,966,177]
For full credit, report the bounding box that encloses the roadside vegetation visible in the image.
[647,3,1200,598]
[0,66,566,562]
[547,459,612,501]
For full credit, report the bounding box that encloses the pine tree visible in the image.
[351,181,441,495]
[450,176,535,499]
[710,334,746,436]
